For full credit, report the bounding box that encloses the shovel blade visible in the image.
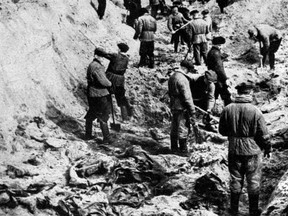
[110,123,121,132]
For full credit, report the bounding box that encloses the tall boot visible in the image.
[138,56,146,67]
[126,104,134,117]
[100,121,112,144]
[249,193,261,216]
[148,56,155,68]
[170,135,178,152]
[229,192,240,216]
[120,106,129,121]
[174,42,179,53]
[179,138,188,153]
[85,120,93,140]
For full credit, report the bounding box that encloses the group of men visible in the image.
[84,2,283,216]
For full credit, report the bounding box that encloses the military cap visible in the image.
[201,9,209,15]
[212,36,226,45]
[180,60,196,73]
[248,27,257,38]
[117,43,129,53]
[235,82,255,94]
[139,8,149,16]
[94,47,105,56]
[204,70,218,83]
[173,1,182,5]
[190,9,199,15]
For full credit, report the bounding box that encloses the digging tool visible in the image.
[110,97,121,132]
[194,105,219,123]
[171,20,193,35]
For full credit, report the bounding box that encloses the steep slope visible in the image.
[0,0,137,139]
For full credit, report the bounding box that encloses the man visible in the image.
[150,0,160,18]
[190,70,218,132]
[248,24,282,70]
[84,48,112,142]
[124,0,141,27]
[168,63,202,154]
[94,43,133,122]
[207,36,231,106]
[167,6,188,53]
[134,8,157,68]
[219,82,271,216]
[202,9,212,40]
[186,10,209,65]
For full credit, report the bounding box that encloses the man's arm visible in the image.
[206,82,215,112]
[255,114,271,156]
[218,110,228,136]
[133,18,142,39]
[167,15,173,31]
[91,64,112,87]
[213,50,228,81]
[94,48,116,61]
[178,78,195,115]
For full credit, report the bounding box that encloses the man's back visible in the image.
[187,18,208,43]
[136,14,157,41]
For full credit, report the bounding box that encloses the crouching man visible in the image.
[219,82,271,216]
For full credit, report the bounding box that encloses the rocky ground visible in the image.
[0,0,288,216]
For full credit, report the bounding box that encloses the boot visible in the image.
[127,104,134,117]
[85,120,93,140]
[179,138,188,153]
[229,192,240,216]
[120,106,129,121]
[148,56,155,68]
[100,121,112,144]
[170,136,178,152]
[249,193,261,216]
[174,42,179,53]
[138,56,146,67]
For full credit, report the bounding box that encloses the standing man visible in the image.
[207,36,231,106]
[248,24,282,70]
[219,82,271,216]
[94,43,133,122]
[85,48,112,143]
[186,10,209,65]
[168,64,202,154]
[202,9,212,41]
[134,8,157,68]
[167,6,188,53]
[150,0,160,18]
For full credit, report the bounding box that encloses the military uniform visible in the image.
[219,84,271,216]
[207,45,231,105]
[167,11,187,52]
[85,58,112,141]
[134,11,157,68]
[95,47,133,121]
[168,70,196,153]
[249,24,282,70]
[186,16,209,65]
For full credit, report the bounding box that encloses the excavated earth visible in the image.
[0,0,288,215]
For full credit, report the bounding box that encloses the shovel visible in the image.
[110,97,121,132]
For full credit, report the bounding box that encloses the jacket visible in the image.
[134,13,157,41]
[168,72,195,115]
[86,58,112,97]
[254,24,282,54]
[186,18,209,44]
[207,46,227,83]
[190,75,215,112]
[95,49,129,87]
[219,95,270,155]
[167,12,186,31]
[203,15,212,33]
